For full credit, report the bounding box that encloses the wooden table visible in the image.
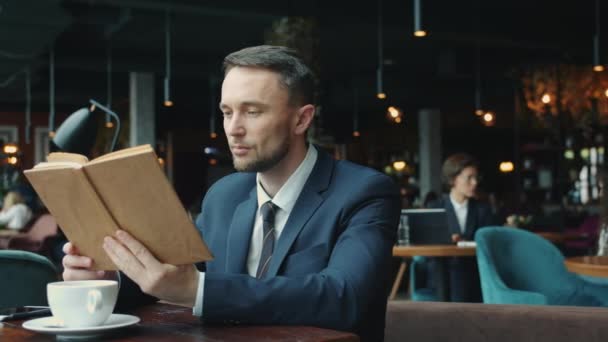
[536,231,589,244]
[565,256,608,277]
[390,244,476,300]
[0,303,359,341]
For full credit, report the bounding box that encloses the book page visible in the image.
[33,162,84,170]
[88,144,153,164]
[47,152,89,164]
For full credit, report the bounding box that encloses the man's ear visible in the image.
[294,104,315,135]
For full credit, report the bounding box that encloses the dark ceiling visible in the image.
[0,0,603,132]
[1,0,605,204]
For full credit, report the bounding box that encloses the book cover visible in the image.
[24,145,212,270]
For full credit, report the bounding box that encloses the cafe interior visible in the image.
[1,0,608,341]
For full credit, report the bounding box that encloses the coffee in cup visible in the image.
[47,280,118,328]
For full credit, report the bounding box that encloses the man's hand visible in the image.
[451,233,462,243]
[102,230,199,308]
[62,242,111,281]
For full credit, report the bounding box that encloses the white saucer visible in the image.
[22,313,140,339]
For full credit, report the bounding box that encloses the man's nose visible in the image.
[226,114,245,136]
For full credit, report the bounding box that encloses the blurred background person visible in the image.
[428,153,497,302]
[0,190,33,230]
[422,190,438,208]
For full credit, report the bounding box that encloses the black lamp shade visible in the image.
[51,108,98,155]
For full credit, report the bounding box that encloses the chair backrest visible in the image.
[26,214,58,242]
[475,227,580,303]
[0,250,58,307]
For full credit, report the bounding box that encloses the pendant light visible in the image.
[376,0,387,99]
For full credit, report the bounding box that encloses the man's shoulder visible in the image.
[330,158,398,193]
[332,158,383,178]
[428,195,448,209]
[207,172,256,197]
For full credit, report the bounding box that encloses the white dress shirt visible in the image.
[449,195,468,234]
[193,145,318,316]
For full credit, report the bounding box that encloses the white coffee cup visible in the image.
[47,280,119,328]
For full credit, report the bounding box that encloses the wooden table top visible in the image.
[536,231,589,244]
[1,303,359,341]
[565,256,608,278]
[392,244,476,257]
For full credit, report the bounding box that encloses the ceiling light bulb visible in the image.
[541,94,551,104]
[3,144,18,154]
[499,161,514,173]
[393,161,407,171]
[388,106,400,118]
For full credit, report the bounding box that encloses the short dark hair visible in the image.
[222,45,315,106]
[442,153,479,188]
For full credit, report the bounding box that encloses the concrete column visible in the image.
[129,72,156,147]
[418,108,442,199]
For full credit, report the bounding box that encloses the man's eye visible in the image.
[247,111,260,115]
[222,112,232,117]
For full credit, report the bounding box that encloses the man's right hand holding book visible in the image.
[62,229,200,308]
[62,242,111,281]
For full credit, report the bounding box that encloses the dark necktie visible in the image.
[256,201,277,278]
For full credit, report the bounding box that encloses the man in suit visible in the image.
[429,153,496,302]
[62,45,401,341]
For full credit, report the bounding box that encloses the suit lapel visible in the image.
[464,200,477,239]
[444,195,461,235]
[225,186,257,274]
[265,148,333,277]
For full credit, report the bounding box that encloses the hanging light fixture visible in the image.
[413,0,427,37]
[387,106,403,123]
[163,10,174,106]
[594,0,604,72]
[353,82,360,137]
[48,47,56,138]
[105,42,114,128]
[209,76,217,139]
[376,0,386,99]
[25,67,31,144]
[474,0,483,115]
[481,111,495,126]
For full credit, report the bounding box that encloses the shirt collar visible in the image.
[449,194,468,210]
[256,145,318,213]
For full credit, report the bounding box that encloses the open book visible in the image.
[24,144,212,270]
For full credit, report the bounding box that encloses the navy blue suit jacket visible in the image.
[428,194,496,302]
[431,194,495,241]
[119,148,400,341]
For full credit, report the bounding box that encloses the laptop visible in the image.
[401,208,451,244]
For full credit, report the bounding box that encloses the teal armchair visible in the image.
[475,227,608,306]
[409,256,440,301]
[0,250,58,307]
